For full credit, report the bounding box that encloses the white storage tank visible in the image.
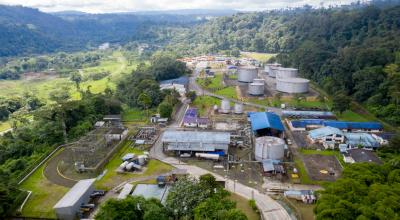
[255,136,285,161]
[248,83,264,96]
[234,103,244,114]
[276,77,309,93]
[264,63,282,75]
[253,78,265,85]
[220,99,231,113]
[276,67,298,79]
[269,66,281,78]
[238,66,258,83]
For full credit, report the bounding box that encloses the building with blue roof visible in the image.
[307,127,345,149]
[249,112,284,137]
[288,119,383,132]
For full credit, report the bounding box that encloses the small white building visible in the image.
[307,127,345,149]
[105,128,128,141]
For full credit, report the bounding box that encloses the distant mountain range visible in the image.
[0,5,235,57]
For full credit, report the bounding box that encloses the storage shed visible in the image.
[53,179,96,220]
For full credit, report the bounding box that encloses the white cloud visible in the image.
[0,0,360,13]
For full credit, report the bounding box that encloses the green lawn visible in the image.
[197,74,224,90]
[336,110,370,122]
[191,96,221,116]
[19,151,69,219]
[122,107,149,122]
[241,52,276,62]
[215,86,237,99]
[95,141,173,190]
[229,194,260,220]
[0,121,11,132]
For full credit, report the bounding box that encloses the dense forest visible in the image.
[165,3,400,126]
[0,5,212,57]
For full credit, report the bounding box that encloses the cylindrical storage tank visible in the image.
[125,162,135,171]
[220,99,231,113]
[254,136,285,161]
[276,77,309,93]
[248,83,264,96]
[238,66,258,83]
[119,161,129,169]
[264,63,281,75]
[138,155,146,165]
[253,78,265,85]
[234,103,244,114]
[276,67,298,79]
[269,66,280,78]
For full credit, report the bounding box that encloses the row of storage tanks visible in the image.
[265,63,310,94]
[237,66,265,96]
[219,99,244,114]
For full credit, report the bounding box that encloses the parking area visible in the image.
[302,154,342,181]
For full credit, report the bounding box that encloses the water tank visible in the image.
[220,99,231,113]
[119,161,129,169]
[125,162,135,171]
[276,67,298,79]
[234,103,244,114]
[276,77,309,93]
[253,78,265,85]
[138,155,146,165]
[264,63,281,75]
[269,66,280,78]
[248,83,264,96]
[255,136,285,161]
[238,66,258,83]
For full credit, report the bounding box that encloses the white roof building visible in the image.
[54,179,95,220]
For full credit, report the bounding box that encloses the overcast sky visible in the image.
[0,0,361,13]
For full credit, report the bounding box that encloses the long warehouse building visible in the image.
[161,130,230,154]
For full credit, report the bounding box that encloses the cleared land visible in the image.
[191,96,221,116]
[20,153,69,219]
[240,52,276,62]
[0,121,11,132]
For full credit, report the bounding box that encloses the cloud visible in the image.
[0,0,359,13]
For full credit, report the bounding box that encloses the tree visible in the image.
[332,93,351,114]
[95,196,168,220]
[138,92,151,116]
[186,91,197,102]
[158,102,173,118]
[70,72,82,89]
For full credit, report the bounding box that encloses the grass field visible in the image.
[241,52,276,62]
[336,110,371,122]
[0,51,137,102]
[95,141,173,190]
[0,121,11,132]
[197,74,224,90]
[191,96,221,116]
[215,86,237,99]
[20,151,69,219]
[229,194,260,220]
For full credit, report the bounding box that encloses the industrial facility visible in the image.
[161,130,231,157]
[248,112,285,137]
[264,63,282,77]
[276,77,310,94]
[255,136,286,161]
[276,68,298,79]
[53,179,96,220]
[287,119,383,132]
[237,66,258,83]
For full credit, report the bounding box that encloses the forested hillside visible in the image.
[0,5,206,57]
[167,4,400,126]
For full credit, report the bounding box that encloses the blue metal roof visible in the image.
[291,119,382,130]
[345,133,379,148]
[308,126,343,139]
[324,121,382,130]
[249,112,284,131]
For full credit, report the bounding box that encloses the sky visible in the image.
[0,0,362,13]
